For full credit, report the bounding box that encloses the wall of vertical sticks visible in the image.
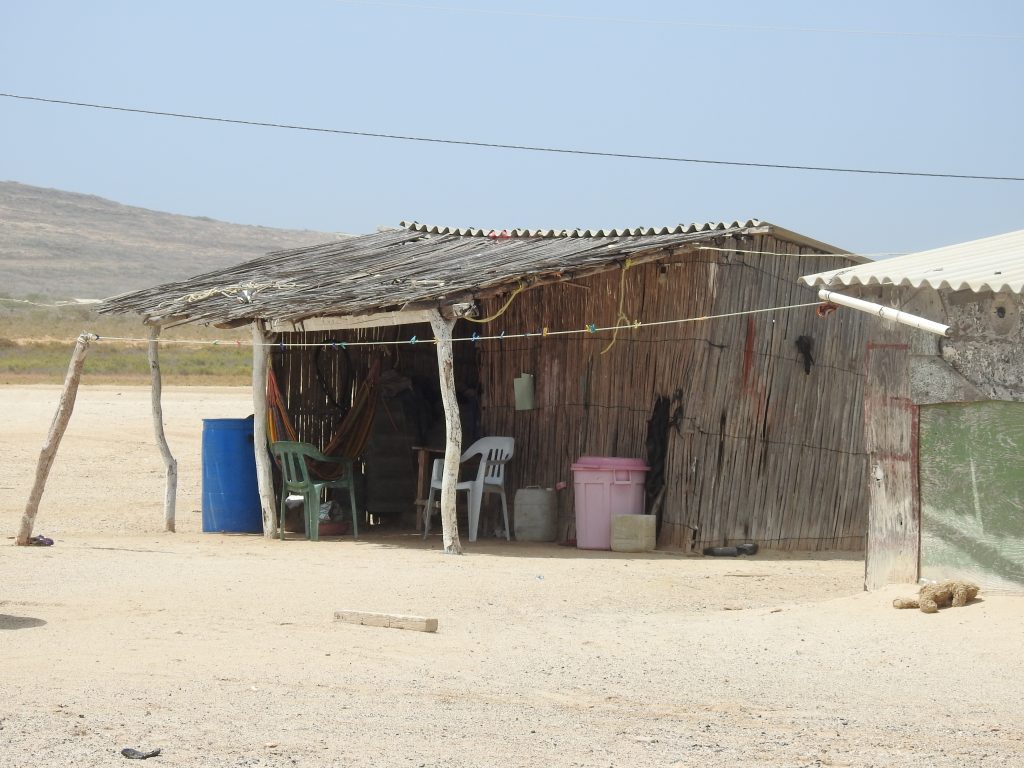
[476,234,869,551]
[270,324,477,450]
[270,234,869,551]
[270,324,478,528]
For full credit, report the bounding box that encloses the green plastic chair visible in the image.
[270,441,359,541]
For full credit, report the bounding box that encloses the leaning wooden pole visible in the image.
[429,310,463,555]
[148,325,178,532]
[251,321,278,538]
[16,332,92,545]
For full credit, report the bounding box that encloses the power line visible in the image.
[3,91,1022,182]
[336,0,1024,42]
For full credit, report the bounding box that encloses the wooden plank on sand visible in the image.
[334,610,438,633]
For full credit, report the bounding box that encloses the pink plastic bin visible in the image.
[571,457,649,550]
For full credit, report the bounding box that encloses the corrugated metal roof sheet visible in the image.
[101,219,853,326]
[399,220,764,239]
[801,229,1024,294]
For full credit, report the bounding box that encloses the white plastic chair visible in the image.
[422,437,514,542]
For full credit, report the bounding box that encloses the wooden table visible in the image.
[412,446,445,531]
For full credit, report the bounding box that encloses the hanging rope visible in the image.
[462,282,525,323]
[601,258,636,355]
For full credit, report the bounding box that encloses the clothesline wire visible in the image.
[81,300,823,348]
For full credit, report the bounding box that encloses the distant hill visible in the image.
[0,181,348,299]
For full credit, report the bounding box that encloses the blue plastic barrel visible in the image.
[201,416,263,533]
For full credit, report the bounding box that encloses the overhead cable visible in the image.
[2,92,1021,182]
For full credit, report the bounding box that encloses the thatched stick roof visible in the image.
[100,219,845,327]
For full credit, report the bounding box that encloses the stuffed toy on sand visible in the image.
[892,580,979,613]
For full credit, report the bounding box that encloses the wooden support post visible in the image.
[429,310,463,555]
[864,338,918,590]
[16,333,92,545]
[251,321,278,538]
[148,326,178,533]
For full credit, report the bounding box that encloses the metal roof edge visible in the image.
[800,228,1024,294]
[397,219,768,239]
[755,223,864,263]
[394,220,860,263]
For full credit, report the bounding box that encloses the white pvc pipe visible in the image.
[818,289,950,337]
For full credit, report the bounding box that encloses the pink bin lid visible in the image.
[571,456,649,471]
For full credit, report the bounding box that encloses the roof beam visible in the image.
[266,309,438,333]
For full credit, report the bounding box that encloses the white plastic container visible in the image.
[571,457,649,550]
[611,514,656,552]
[514,487,557,542]
[513,373,535,411]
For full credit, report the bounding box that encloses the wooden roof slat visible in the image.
[101,220,847,325]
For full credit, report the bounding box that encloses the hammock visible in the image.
[266,359,381,480]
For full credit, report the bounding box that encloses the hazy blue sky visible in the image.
[2,1,1022,254]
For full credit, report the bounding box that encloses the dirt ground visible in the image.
[2,385,1022,767]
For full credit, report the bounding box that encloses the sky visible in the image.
[1,0,1022,255]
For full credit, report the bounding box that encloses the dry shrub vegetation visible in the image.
[0,298,251,384]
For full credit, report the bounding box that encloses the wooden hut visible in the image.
[85,219,871,553]
[802,229,1024,593]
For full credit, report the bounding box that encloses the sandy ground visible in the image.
[2,385,1022,767]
